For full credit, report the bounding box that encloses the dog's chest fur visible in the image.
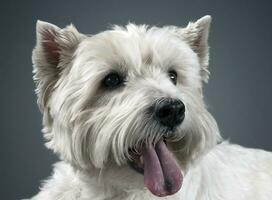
[31,143,272,200]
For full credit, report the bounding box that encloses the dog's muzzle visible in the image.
[154,98,185,129]
[128,98,185,197]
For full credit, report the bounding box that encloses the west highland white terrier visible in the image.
[29,16,272,200]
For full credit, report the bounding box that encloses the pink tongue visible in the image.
[143,140,183,197]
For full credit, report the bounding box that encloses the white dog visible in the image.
[29,16,272,200]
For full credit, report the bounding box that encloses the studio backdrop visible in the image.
[0,0,271,199]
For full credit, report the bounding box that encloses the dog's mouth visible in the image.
[128,139,183,197]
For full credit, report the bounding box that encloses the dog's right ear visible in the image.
[32,21,85,110]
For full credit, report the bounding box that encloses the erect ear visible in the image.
[180,15,212,82]
[32,20,85,110]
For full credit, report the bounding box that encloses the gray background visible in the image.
[1,0,271,199]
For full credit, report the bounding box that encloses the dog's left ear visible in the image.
[180,15,211,82]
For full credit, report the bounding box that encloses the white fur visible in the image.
[30,143,272,200]
[28,16,272,200]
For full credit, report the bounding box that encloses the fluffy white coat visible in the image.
[28,16,272,200]
[31,143,272,200]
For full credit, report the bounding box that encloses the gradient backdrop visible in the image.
[1,0,272,199]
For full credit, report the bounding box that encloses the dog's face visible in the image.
[32,16,220,197]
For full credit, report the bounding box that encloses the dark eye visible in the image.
[103,72,123,89]
[168,70,177,85]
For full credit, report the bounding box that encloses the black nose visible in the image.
[154,98,185,128]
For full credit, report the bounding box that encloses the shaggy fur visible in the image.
[29,16,272,200]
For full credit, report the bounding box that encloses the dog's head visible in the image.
[32,16,221,197]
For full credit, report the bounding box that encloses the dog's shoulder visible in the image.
[212,142,272,166]
[29,162,80,200]
[29,162,107,200]
[191,142,272,199]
